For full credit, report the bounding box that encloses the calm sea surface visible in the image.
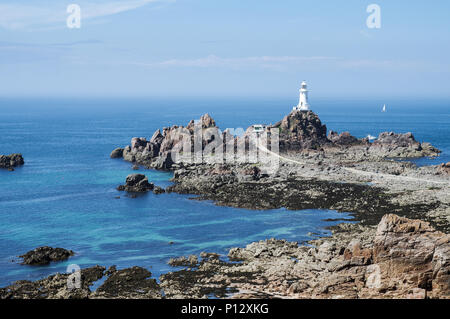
[0,97,448,287]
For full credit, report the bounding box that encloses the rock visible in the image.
[153,152,174,169]
[168,255,199,267]
[0,154,24,169]
[327,131,363,146]
[19,246,74,265]
[0,265,162,299]
[370,132,440,158]
[117,174,154,192]
[110,148,124,159]
[160,214,449,299]
[273,110,329,151]
[0,265,105,299]
[153,186,165,194]
[93,266,162,299]
[372,214,450,298]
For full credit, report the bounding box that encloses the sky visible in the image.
[0,0,449,99]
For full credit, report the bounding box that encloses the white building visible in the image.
[293,81,310,111]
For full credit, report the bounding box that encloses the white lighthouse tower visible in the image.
[293,81,310,111]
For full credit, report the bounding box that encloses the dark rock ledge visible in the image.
[19,246,74,265]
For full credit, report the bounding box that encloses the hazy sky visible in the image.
[0,0,449,98]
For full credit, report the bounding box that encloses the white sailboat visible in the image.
[382,104,387,112]
[366,134,376,141]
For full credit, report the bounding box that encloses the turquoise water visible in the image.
[0,97,449,287]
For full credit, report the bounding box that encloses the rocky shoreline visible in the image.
[2,110,449,299]
[1,214,448,299]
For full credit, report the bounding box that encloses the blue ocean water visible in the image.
[0,97,448,287]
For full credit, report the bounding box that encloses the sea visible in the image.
[0,97,449,287]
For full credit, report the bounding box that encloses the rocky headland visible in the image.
[106,109,448,299]
[2,110,448,299]
[0,153,24,171]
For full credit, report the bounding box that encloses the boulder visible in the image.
[328,131,363,146]
[117,174,154,192]
[110,148,124,158]
[19,246,74,265]
[371,214,450,298]
[0,154,24,169]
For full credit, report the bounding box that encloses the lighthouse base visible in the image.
[293,105,310,112]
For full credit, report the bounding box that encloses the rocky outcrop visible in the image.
[119,113,219,169]
[369,214,449,298]
[117,174,154,192]
[273,110,330,151]
[113,111,441,170]
[19,247,74,265]
[0,154,24,170]
[0,265,162,299]
[159,214,449,299]
[370,132,441,158]
[328,131,365,146]
[110,148,124,158]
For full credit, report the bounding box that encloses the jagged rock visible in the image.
[110,148,124,159]
[153,152,174,169]
[19,247,74,265]
[370,132,440,158]
[162,214,449,299]
[328,131,363,146]
[371,214,450,298]
[0,154,24,169]
[117,174,154,192]
[375,132,418,147]
[273,110,329,151]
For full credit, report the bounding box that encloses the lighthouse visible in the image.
[293,81,310,111]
